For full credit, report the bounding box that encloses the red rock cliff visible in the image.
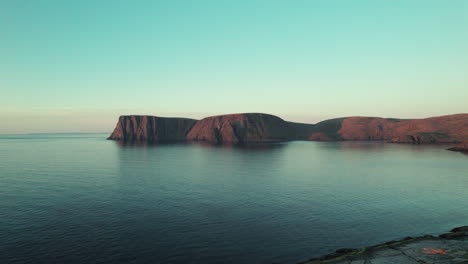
[107,115,197,142]
[336,114,468,143]
[186,113,298,143]
[107,113,467,144]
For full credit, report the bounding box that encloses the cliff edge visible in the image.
[107,115,197,142]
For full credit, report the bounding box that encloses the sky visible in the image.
[1,0,467,133]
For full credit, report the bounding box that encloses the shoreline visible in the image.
[447,143,468,154]
[299,226,468,264]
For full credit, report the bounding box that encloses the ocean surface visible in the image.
[1,133,467,264]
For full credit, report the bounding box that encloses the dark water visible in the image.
[1,134,467,264]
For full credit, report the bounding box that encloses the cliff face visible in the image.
[335,114,468,143]
[107,113,467,144]
[107,115,197,142]
[186,113,296,143]
[305,118,345,141]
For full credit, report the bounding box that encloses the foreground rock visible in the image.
[108,113,467,144]
[107,115,197,142]
[299,226,468,264]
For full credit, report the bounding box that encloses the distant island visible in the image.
[108,113,467,146]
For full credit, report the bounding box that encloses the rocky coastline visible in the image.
[299,226,468,264]
[108,113,468,145]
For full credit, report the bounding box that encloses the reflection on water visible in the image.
[1,134,467,264]
[114,139,288,151]
[113,139,187,148]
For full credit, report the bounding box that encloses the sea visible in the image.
[1,133,467,264]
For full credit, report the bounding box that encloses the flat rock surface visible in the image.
[301,226,468,264]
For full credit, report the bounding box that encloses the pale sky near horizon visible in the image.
[1,0,467,133]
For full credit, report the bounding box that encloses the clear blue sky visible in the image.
[1,0,467,133]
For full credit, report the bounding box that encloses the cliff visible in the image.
[108,113,468,144]
[186,113,302,143]
[337,114,468,143]
[107,115,197,142]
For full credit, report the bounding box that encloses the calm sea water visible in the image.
[1,133,467,264]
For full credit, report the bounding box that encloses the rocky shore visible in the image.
[447,143,468,154]
[299,226,468,264]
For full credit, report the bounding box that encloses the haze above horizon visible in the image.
[1,0,467,133]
